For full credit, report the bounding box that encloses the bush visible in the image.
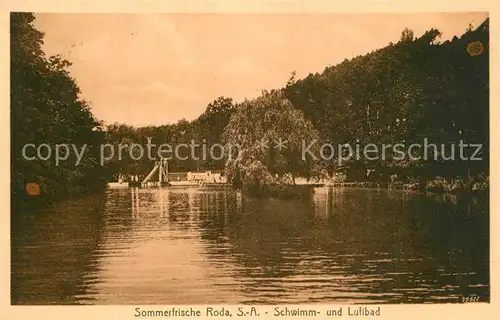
[470,173,489,193]
[425,175,488,194]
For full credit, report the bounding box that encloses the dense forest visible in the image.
[284,22,489,189]
[11,13,489,210]
[105,18,489,193]
[11,13,107,212]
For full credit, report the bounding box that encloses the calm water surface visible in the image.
[11,187,489,304]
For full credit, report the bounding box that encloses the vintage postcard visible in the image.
[2,0,498,319]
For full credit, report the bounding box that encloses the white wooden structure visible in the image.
[142,159,169,187]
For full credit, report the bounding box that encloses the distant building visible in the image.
[187,171,225,183]
[168,172,188,181]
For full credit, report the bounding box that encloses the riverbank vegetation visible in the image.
[11,13,107,212]
[327,173,489,195]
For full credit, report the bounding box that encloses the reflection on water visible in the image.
[11,187,489,304]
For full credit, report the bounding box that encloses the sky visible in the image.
[34,12,488,127]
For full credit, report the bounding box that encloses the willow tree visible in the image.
[222,89,322,190]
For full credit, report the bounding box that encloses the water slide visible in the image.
[142,164,159,185]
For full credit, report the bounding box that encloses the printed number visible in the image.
[461,296,480,303]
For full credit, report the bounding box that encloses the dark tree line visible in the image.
[103,96,236,180]
[105,18,489,192]
[283,19,489,188]
[11,13,107,212]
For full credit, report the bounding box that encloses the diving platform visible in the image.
[140,158,170,187]
[107,159,170,189]
[107,159,230,189]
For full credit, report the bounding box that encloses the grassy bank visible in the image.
[242,183,315,200]
[327,174,489,195]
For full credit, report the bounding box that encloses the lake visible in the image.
[11,187,489,305]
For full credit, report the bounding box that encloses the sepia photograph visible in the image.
[9,10,490,309]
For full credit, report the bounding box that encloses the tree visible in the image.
[222,89,321,189]
[11,12,106,212]
[400,28,414,43]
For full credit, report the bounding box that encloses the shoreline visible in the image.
[321,181,489,197]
